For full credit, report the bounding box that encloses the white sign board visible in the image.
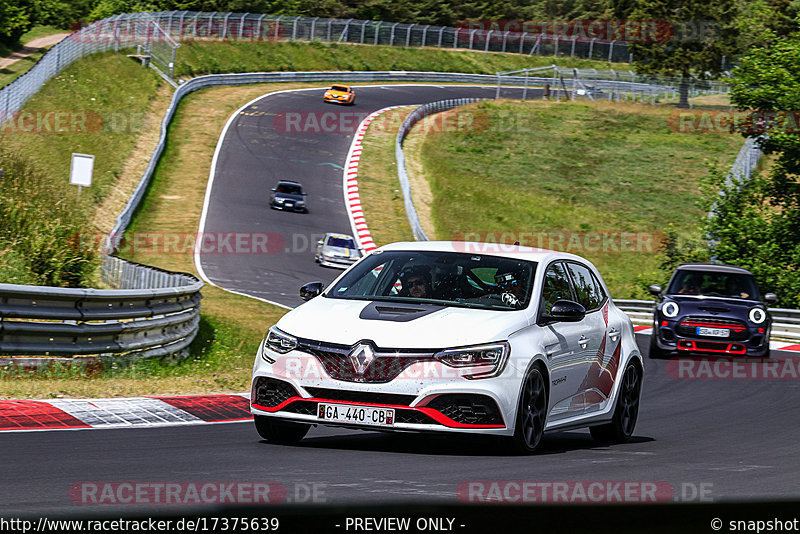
[69,153,94,187]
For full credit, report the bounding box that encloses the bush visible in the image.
[0,148,99,287]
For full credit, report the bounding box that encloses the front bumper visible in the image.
[653,318,769,356]
[271,201,306,212]
[323,96,352,104]
[250,374,510,435]
[318,256,358,269]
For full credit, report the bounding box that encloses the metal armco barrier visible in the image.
[615,299,800,343]
[395,98,489,241]
[0,258,202,359]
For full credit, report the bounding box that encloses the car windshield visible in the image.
[276,183,302,195]
[330,86,349,92]
[667,270,760,300]
[326,250,536,310]
[327,237,356,249]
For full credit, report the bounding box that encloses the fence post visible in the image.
[438,27,444,47]
[496,73,501,99]
[406,24,413,47]
[374,22,381,45]
[553,35,559,57]
[453,27,459,48]
[389,22,398,46]
[310,17,318,41]
[519,32,526,54]
[292,16,300,41]
[589,37,595,59]
[608,40,615,62]
[469,29,476,50]
[222,12,231,39]
[421,25,428,47]
[571,35,577,57]
[484,30,492,52]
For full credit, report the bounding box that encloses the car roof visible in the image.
[675,263,754,275]
[276,180,302,186]
[330,85,351,89]
[374,241,588,265]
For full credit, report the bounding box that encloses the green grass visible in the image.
[416,99,745,298]
[175,40,628,78]
[0,52,163,206]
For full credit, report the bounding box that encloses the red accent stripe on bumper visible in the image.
[252,397,505,429]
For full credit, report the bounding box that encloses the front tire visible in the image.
[590,362,641,444]
[254,415,310,444]
[507,367,548,454]
[648,331,668,359]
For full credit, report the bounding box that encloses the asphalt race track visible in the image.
[3,337,800,516]
[3,85,799,520]
[197,84,534,307]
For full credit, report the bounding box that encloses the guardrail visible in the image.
[395,98,489,241]
[0,257,202,361]
[614,299,800,343]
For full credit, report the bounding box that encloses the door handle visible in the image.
[609,328,620,342]
[578,335,588,349]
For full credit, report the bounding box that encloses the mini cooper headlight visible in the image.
[749,307,767,324]
[434,342,510,379]
[662,301,679,318]
[263,326,297,360]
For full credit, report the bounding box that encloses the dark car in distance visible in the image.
[270,180,308,213]
[649,263,777,358]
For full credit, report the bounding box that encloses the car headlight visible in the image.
[274,197,285,203]
[324,92,332,97]
[662,301,679,318]
[262,326,297,361]
[749,307,767,324]
[434,342,510,379]
[296,200,305,206]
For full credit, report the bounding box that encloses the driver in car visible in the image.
[399,265,433,299]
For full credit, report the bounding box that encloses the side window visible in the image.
[566,262,606,311]
[541,262,573,314]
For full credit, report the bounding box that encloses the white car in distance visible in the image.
[315,233,361,269]
[251,241,643,454]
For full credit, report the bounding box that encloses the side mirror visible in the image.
[317,240,323,246]
[271,188,276,192]
[648,284,662,297]
[541,300,586,323]
[764,293,778,305]
[302,192,308,196]
[300,281,324,301]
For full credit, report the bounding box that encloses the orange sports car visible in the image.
[323,85,355,105]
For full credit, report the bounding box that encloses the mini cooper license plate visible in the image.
[697,327,730,337]
[317,403,395,426]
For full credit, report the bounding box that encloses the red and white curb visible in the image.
[343,105,414,253]
[0,394,252,432]
[632,325,800,352]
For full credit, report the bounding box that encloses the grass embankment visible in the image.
[0,26,70,89]
[175,40,627,78]
[402,99,745,298]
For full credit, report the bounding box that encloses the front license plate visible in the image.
[697,327,730,337]
[317,403,395,426]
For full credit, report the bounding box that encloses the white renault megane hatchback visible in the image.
[251,241,643,453]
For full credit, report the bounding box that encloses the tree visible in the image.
[699,34,800,306]
[628,0,738,107]
[0,0,31,46]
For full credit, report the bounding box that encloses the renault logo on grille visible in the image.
[349,343,375,375]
